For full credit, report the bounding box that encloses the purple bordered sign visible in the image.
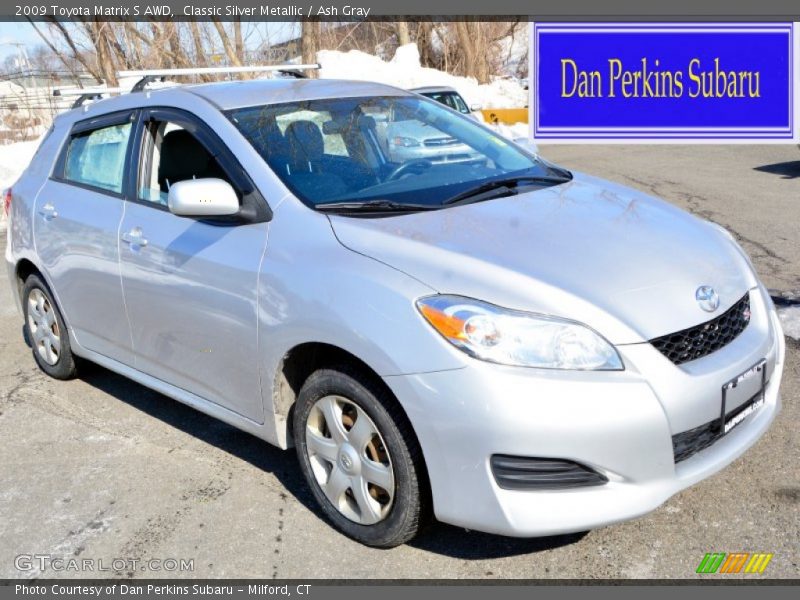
[530,23,795,142]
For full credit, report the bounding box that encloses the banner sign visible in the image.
[531,23,796,141]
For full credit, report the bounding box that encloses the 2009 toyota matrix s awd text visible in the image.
[4,78,784,547]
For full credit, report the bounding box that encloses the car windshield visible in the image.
[421,90,470,114]
[227,95,564,210]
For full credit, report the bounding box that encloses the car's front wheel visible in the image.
[293,367,430,547]
[22,274,77,380]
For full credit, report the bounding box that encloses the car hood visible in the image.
[328,172,757,344]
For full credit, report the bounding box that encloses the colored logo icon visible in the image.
[696,552,774,574]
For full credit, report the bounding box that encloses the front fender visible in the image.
[256,199,467,445]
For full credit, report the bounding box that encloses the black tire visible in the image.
[22,274,78,380]
[293,366,430,547]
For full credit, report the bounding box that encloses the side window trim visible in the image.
[132,107,271,224]
[128,111,163,210]
[52,109,138,199]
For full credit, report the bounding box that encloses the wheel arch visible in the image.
[15,257,41,288]
[272,342,420,452]
[272,340,433,529]
[14,258,73,333]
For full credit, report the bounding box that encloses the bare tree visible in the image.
[302,20,320,77]
[212,19,245,75]
[45,19,104,83]
[395,22,411,46]
[16,19,527,97]
[27,19,85,84]
[189,22,213,81]
[83,20,119,86]
[233,18,244,63]
[455,22,491,83]
[163,22,190,68]
[414,21,439,69]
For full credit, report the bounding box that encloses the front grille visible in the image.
[650,293,751,365]
[423,136,459,147]
[672,391,763,463]
[490,455,608,490]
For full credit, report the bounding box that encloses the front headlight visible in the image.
[416,295,623,370]
[392,136,421,147]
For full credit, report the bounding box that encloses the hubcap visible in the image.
[305,395,395,525]
[27,288,61,366]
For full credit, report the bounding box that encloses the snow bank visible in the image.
[0,138,41,228]
[487,121,530,141]
[318,43,528,109]
[0,139,40,192]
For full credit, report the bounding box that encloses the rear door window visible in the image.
[63,122,132,194]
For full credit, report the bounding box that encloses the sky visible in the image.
[0,23,42,59]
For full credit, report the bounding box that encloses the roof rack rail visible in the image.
[118,64,322,92]
[130,75,167,93]
[53,87,123,109]
[52,64,322,109]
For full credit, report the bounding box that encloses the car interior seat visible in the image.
[158,129,226,192]
[284,120,325,173]
[281,120,350,200]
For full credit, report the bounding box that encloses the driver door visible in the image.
[118,108,269,422]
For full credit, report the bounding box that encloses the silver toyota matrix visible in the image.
[4,77,785,547]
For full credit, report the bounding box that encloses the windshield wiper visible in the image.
[315,199,439,213]
[442,175,572,206]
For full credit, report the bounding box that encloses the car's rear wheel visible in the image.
[22,275,77,380]
[293,367,429,547]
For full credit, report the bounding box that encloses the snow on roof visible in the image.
[317,44,527,109]
[0,80,26,97]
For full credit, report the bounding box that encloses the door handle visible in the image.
[121,227,148,247]
[38,203,57,221]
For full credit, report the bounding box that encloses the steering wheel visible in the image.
[385,159,433,182]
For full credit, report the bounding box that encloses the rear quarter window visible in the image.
[62,122,132,194]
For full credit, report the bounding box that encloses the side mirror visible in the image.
[470,103,483,112]
[167,178,240,218]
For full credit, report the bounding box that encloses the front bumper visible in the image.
[383,286,784,537]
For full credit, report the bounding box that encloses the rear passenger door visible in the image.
[33,110,136,364]
[118,107,269,423]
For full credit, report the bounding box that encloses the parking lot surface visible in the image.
[0,145,797,579]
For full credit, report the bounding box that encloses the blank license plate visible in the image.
[720,358,767,435]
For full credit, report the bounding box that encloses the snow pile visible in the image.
[488,121,530,142]
[777,306,800,341]
[496,31,529,79]
[318,43,528,109]
[0,139,40,192]
[0,138,41,228]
